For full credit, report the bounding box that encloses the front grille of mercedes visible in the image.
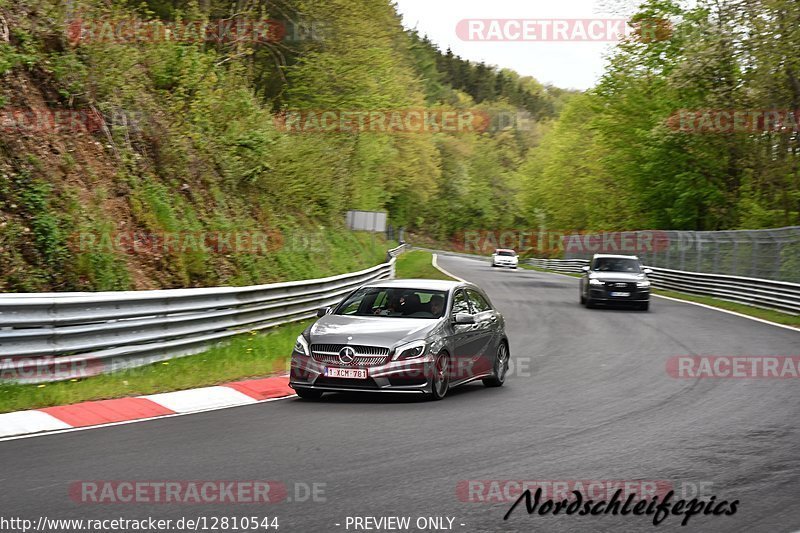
[310,344,391,367]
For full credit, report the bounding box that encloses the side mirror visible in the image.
[643,268,653,275]
[454,312,475,325]
[581,265,590,272]
[317,307,331,318]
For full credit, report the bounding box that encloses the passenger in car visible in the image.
[429,294,445,318]
[401,293,421,315]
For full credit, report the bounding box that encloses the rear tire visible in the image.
[428,352,450,400]
[295,388,323,400]
[483,342,509,388]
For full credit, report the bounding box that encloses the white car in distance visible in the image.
[491,249,518,269]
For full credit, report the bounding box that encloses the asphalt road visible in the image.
[1,254,798,533]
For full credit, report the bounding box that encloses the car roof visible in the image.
[362,278,467,291]
[592,254,640,260]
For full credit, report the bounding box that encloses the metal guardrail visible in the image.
[527,258,589,274]
[562,226,800,283]
[527,258,800,315]
[0,244,410,383]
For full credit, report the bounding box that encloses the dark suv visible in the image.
[579,254,652,311]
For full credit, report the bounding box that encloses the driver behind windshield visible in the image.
[374,290,402,315]
[595,258,639,272]
[429,294,445,318]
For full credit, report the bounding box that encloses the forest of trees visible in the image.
[522,0,800,231]
[0,0,797,290]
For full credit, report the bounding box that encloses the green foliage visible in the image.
[519,0,800,231]
[395,250,455,280]
[0,29,39,74]
[2,0,795,295]
[15,178,69,266]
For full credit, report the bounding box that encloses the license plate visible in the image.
[610,292,630,297]
[325,367,367,379]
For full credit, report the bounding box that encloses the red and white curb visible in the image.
[0,376,294,440]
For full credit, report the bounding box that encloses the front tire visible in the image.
[295,388,323,400]
[639,301,650,311]
[483,342,509,388]
[428,352,450,400]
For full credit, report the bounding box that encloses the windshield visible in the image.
[592,258,641,273]
[335,288,448,318]
[496,250,516,256]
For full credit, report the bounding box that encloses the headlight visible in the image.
[394,340,427,361]
[294,335,310,356]
[589,278,604,286]
[636,280,651,288]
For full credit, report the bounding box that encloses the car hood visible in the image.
[589,272,647,282]
[309,314,441,348]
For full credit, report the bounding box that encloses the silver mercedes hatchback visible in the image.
[289,279,510,400]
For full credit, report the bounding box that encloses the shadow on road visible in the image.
[290,382,495,405]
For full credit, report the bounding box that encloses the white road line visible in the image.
[653,294,799,333]
[431,254,467,282]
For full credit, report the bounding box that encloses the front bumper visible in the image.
[289,353,434,394]
[492,259,518,267]
[588,286,650,303]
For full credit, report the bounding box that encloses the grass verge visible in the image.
[395,250,456,280]
[653,289,800,327]
[0,321,312,414]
